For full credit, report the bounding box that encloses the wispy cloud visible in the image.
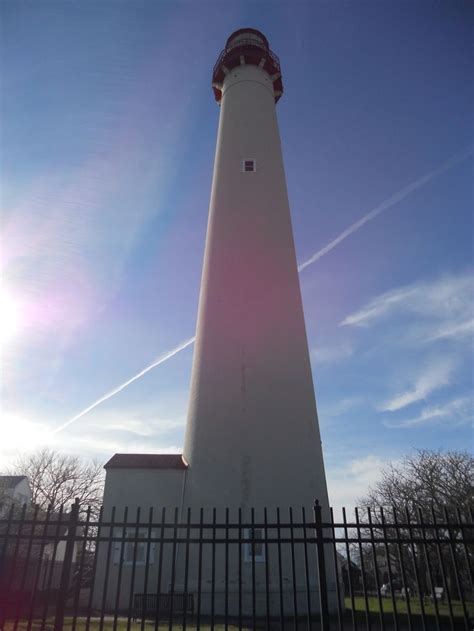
[384,397,472,428]
[341,287,415,328]
[42,149,474,436]
[311,342,353,365]
[297,146,474,273]
[104,417,185,437]
[68,402,187,456]
[318,396,365,419]
[51,337,195,435]
[427,318,474,342]
[326,454,391,509]
[65,435,184,458]
[1,30,202,393]
[340,272,474,342]
[0,401,188,471]
[379,359,456,412]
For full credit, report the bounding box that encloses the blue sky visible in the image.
[1,1,473,507]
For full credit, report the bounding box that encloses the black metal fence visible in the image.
[0,501,472,630]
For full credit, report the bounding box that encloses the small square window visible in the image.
[243,159,256,173]
[244,527,265,562]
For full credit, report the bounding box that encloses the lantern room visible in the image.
[212,28,284,103]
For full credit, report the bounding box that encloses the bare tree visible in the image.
[9,449,104,515]
[358,449,473,512]
[357,449,473,597]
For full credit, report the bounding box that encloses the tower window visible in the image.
[244,527,265,562]
[243,159,256,172]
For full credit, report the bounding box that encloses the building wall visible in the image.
[0,478,32,518]
[94,467,185,609]
[92,501,336,616]
[102,468,185,518]
[11,479,32,506]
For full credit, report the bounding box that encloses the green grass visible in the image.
[5,601,474,630]
[3,619,254,631]
[344,595,473,618]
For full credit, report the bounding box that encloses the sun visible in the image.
[0,286,23,346]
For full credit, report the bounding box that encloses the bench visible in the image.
[133,593,194,621]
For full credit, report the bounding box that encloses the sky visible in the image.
[1,1,473,509]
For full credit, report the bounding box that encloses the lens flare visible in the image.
[0,287,23,345]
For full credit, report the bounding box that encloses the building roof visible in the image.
[104,454,188,470]
[0,475,28,489]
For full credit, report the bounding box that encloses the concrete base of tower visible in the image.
[160,584,341,618]
[98,453,339,616]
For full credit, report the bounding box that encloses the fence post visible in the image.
[54,498,80,631]
[314,499,330,630]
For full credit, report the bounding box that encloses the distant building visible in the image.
[335,551,362,593]
[0,500,81,614]
[40,511,82,590]
[359,545,393,587]
[0,476,32,517]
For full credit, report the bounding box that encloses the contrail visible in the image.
[51,336,195,435]
[55,146,473,434]
[297,145,474,272]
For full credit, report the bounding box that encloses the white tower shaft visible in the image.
[183,36,329,513]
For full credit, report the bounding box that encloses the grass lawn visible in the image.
[2,619,255,630]
[5,601,474,630]
[345,595,474,618]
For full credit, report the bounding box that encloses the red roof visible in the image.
[104,453,187,470]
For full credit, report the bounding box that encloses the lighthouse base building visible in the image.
[97,28,337,617]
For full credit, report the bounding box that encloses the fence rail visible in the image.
[0,501,472,630]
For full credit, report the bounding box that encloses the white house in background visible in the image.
[40,511,81,590]
[0,475,32,517]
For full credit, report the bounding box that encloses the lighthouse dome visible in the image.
[225,28,269,51]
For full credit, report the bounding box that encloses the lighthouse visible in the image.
[182,28,330,514]
[99,28,335,616]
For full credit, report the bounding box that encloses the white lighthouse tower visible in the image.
[182,28,330,514]
[99,28,335,616]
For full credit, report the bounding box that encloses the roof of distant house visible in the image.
[0,475,28,488]
[104,454,188,470]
